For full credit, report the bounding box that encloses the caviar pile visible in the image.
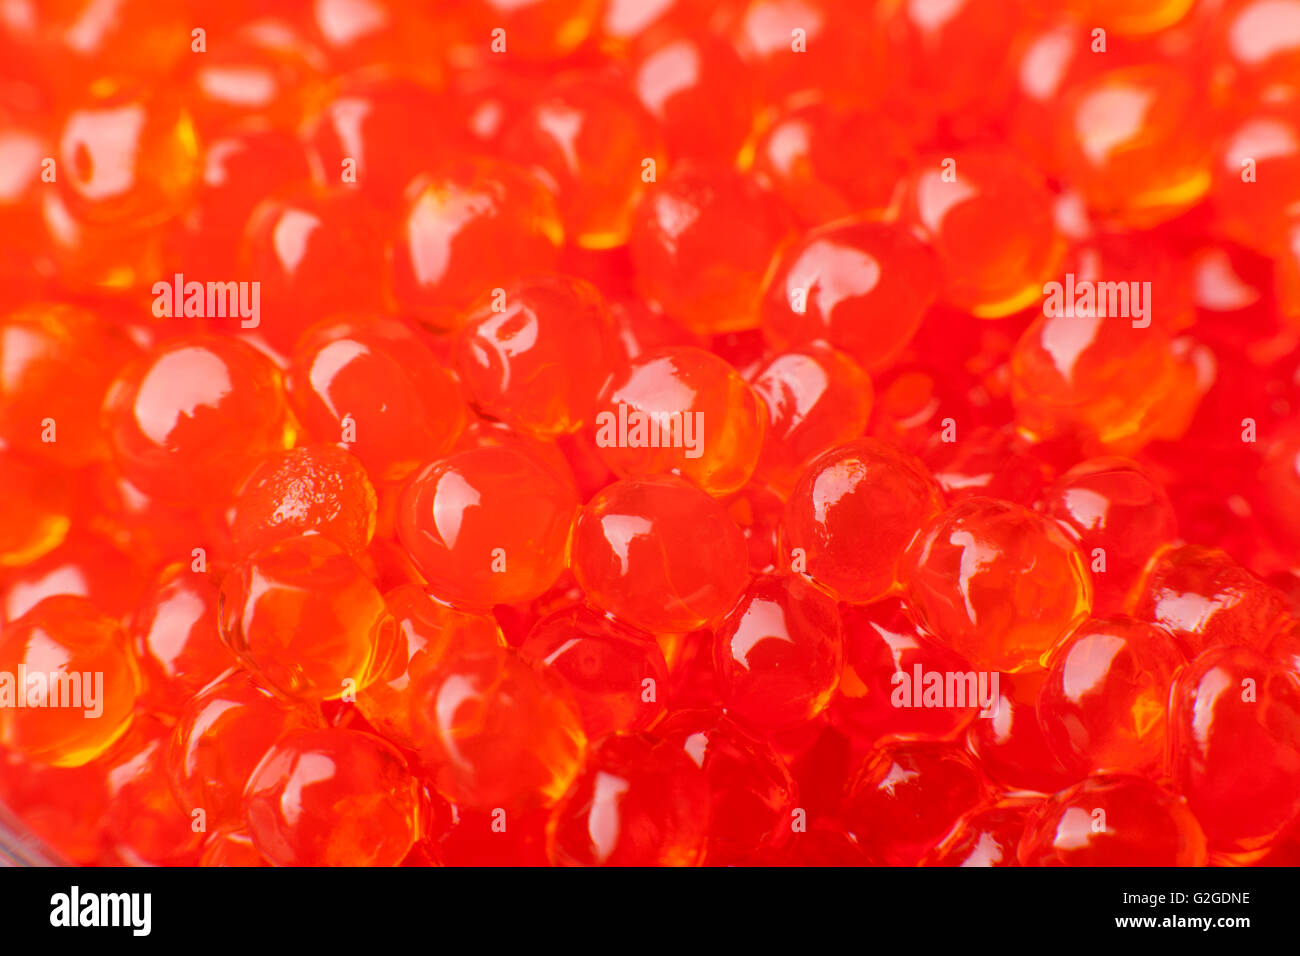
[3,0,1300,868]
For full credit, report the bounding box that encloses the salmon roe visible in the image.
[5,0,1300,874]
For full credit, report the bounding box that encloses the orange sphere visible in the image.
[503,71,664,249]
[241,188,388,350]
[99,714,203,866]
[899,146,1063,317]
[781,438,945,604]
[397,445,577,609]
[1132,545,1293,657]
[714,574,843,732]
[1019,776,1208,865]
[289,316,467,484]
[231,444,377,557]
[411,643,586,810]
[749,345,873,497]
[0,302,137,467]
[131,563,232,715]
[572,475,749,633]
[629,165,792,334]
[760,219,938,372]
[358,584,505,749]
[751,100,913,228]
[0,596,138,767]
[843,741,988,866]
[547,733,709,866]
[1055,65,1212,227]
[105,335,292,505]
[655,708,798,864]
[387,158,563,331]
[519,606,669,739]
[219,534,392,700]
[455,275,617,438]
[903,497,1093,672]
[168,669,321,828]
[594,346,767,497]
[244,728,419,866]
[1038,616,1184,775]
[56,87,197,227]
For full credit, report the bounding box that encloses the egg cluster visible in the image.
[3,0,1300,866]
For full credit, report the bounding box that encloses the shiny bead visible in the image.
[1132,544,1292,657]
[921,801,1037,867]
[656,709,798,864]
[241,188,388,351]
[968,668,1079,795]
[834,598,980,748]
[302,74,460,206]
[358,584,505,750]
[748,345,872,498]
[781,438,945,605]
[594,346,767,497]
[104,335,292,506]
[130,562,231,715]
[386,158,563,331]
[397,445,577,609]
[1170,644,1300,852]
[751,101,913,228]
[410,643,586,811]
[56,87,197,228]
[185,18,327,135]
[167,669,321,828]
[219,534,391,700]
[1212,0,1300,103]
[289,316,467,484]
[1038,617,1184,775]
[243,727,419,866]
[0,302,137,468]
[168,126,311,278]
[631,31,755,165]
[900,146,1063,318]
[760,218,938,372]
[1054,65,1212,227]
[455,275,617,438]
[1020,775,1208,865]
[519,606,668,739]
[735,0,885,107]
[1011,284,1204,455]
[629,165,792,334]
[100,714,202,866]
[503,71,664,249]
[1042,457,1178,615]
[572,475,749,633]
[714,573,842,732]
[231,444,377,557]
[1,531,148,625]
[547,733,709,866]
[0,595,137,767]
[843,741,988,866]
[904,497,1093,673]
